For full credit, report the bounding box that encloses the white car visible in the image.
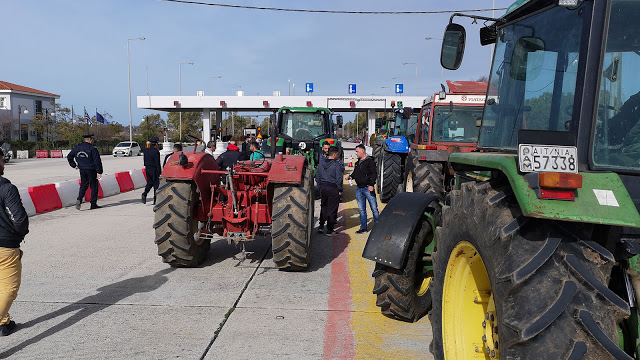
[112,141,142,157]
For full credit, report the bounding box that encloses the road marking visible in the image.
[323,201,356,359]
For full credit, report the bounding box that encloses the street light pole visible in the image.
[179,61,194,142]
[402,62,418,95]
[127,37,145,143]
[425,37,445,84]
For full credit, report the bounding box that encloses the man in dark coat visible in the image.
[0,148,29,336]
[346,144,379,233]
[142,137,161,204]
[67,134,103,210]
[316,146,344,236]
[216,140,242,170]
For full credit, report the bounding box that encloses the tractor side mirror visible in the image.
[510,36,545,81]
[441,23,466,70]
[336,115,343,128]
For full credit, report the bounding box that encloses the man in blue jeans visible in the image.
[346,144,379,233]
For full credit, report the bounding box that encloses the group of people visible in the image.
[316,142,379,237]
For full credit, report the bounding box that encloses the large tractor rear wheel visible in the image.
[271,166,314,271]
[372,215,434,322]
[379,151,403,203]
[430,181,630,359]
[154,180,210,267]
[404,152,444,198]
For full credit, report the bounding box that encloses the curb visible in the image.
[18,169,147,217]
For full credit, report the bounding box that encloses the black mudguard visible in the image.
[362,192,438,269]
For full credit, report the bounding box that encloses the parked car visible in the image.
[112,141,142,156]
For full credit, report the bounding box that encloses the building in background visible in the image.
[0,81,60,141]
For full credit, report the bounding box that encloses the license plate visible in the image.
[518,144,578,173]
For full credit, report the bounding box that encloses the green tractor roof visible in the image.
[505,0,531,16]
[278,106,331,113]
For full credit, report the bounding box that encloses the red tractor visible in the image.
[154,134,314,271]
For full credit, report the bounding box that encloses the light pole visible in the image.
[209,76,221,93]
[17,105,28,141]
[179,61,194,142]
[231,86,242,137]
[128,37,145,143]
[292,83,296,96]
[288,79,291,96]
[425,37,445,84]
[43,108,55,142]
[402,62,418,95]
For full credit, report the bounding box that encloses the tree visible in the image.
[220,113,257,139]
[474,75,489,83]
[167,112,202,141]
[140,113,166,141]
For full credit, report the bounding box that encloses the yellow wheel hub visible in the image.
[442,241,499,359]
[417,276,431,296]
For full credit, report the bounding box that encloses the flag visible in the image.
[84,108,91,124]
[96,112,108,125]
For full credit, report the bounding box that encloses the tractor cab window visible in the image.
[592,0,640,171]
[390,113,409,137]
[281,112,326,140]
[479,4,586,149]
[406,114,419,143]
[431,105,484,143]
[418,105,432,143]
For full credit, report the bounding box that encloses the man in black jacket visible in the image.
[346,144,379,233]
[142,137,161,205]
[0,148,29,336]
[67,134,103,210]
[316,146,344,236]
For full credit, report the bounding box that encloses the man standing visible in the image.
[205,140,215,157]
[319,141,331,166]
[316,146,344,236]
[142,137,161,205]
[347,144,379,233]
[216,137,242,170]
[0,148,29,336]
[67,134,103,210]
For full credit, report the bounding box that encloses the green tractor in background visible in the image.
[364,0,640,358]
[266,107,344,169]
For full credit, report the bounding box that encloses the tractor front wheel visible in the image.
[153,180,210,267]
[372,215,434,322]
[404,152,444,198]
[271,166,314,271]
[379,151,403,203]
[430,181,630,359]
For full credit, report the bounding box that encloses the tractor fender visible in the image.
[362,192,439,269]
[267,154,307,185]
[161,151,220,220]
[385,136,410,153]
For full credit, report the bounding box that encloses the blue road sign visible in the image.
[395,84,404,94]
[306,83,313,93]
[348,84,356,94]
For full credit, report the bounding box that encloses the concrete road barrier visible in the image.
[99,174,121,197]
[16,150,28,159]
[28,184,62,214]
[55,179,80,207]
[129,169,146,189]
[17,187,36,216]
[115,172,135,192]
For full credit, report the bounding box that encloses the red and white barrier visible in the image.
[17,168,149,217]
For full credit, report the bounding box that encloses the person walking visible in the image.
[163,143,183,167]
[67,134,103,210]
[316,146,344,236]
[142,137,161,205]
[347,144,379,233]
[0,148,29,336]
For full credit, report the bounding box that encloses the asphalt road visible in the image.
[0,142,434,359]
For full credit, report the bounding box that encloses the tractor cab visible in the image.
[267,107,343,168]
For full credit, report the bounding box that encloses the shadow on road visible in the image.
[0,268,174,359]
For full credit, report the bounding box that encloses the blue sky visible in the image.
[2,0,512,125]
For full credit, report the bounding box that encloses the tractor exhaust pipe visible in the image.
[270,112,277,159]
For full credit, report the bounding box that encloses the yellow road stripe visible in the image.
[340,181,433,359]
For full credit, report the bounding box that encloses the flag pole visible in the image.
[96,108,99,142]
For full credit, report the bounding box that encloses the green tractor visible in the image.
[364,0,640,358]
[266,107,344,169]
